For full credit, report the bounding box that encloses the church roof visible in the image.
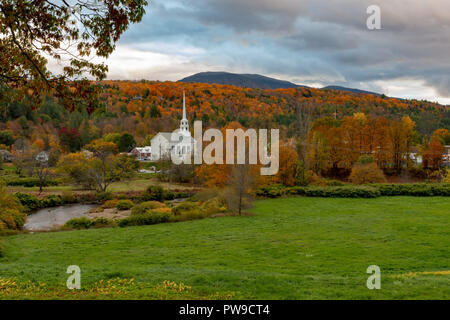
[153,131,196,144]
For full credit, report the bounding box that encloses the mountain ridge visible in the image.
[179,71,382,96]
[179,71,302,90]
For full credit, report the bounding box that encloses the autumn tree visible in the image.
[432,128,450,145]
[31,153,53,193]
[388,116,415,174]
[0,0,148,109]
[85,138,118,160]
[274,145,299,186]
[59,127,82,152]
[422,136,444,170]
[224,164,254,216]
[349,155,386,184]
[12,137,32,175]
[306,131,330,175]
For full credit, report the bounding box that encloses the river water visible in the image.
[24,204,96,231]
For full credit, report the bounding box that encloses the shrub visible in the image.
[285,186,307,195]
[255,185,286,198]
[14,193,40,211]
[172,202,201,216]
[96,192,113,202]
[89,206,104,213]
[349,162,386,184]
[61,191,77,204]
[0,185,26,231]
[372,183,450,197]
[0,209,27,230]
[431,184,450,196]
[201,197,226,215]
[305,170,327,186]
[409,165,427,179]
[325,179,345,186]
[150,207,172,215]
[91,218,116,228]
[64,217,93,229]
[175,192,190,199]
[169,210,208,222]
[102,199,120,209]
[257,185,381,198]
[40,195,64,208]
[259,183,450,199]
[143,185,164,201]
[131,201,166,215]
[443,168,450,184]
[4,177,59,187]
[116,200,134,211]
[64,217,115,229]
[164,192,175,200]
[304,186,381,198]
[118,212,170,227]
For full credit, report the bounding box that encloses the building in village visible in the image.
[151,92,196,162]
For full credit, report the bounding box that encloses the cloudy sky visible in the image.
[104,0,450,104]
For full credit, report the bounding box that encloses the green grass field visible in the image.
[1,196,449,299]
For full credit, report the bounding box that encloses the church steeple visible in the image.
[182,91,187,120]
[180,91,189,134]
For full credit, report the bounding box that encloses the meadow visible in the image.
[0,196,449,299]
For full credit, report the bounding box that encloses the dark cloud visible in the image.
[112,0,450,103]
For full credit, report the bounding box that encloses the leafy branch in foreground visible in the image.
[0,0,148,111]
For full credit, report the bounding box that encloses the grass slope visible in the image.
[1,197,449,299]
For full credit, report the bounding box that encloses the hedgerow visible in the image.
[3,177,60,187]
[118,212,171,227]
[256,184,450,199]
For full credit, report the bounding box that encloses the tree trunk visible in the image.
[238,192,242,216]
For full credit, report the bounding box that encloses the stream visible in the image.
[24,204,96,231]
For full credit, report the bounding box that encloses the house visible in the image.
[81,150,94,159]
[0,149,13,162]
[35,151,49,163]
[409,146,422,164]
[444,145,450,163]
[130,146,152,161]
[151,91,197,162]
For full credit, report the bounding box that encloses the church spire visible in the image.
[180,90,189,134]
[182,90,187,120]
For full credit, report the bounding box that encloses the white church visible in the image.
[150,91,197,162]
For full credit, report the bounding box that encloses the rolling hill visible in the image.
[180,72,385,97]
[179,72,302,90]
[323,85,381,96]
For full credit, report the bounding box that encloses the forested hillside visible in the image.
[0,80,448,183]
[0,80,448,146]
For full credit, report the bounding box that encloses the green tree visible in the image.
[58,153,139,192]
[0,130,14,146]
[150,105,161,118]
[103,133,122,145]
[118,133,136,153]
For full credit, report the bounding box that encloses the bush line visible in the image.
[256,184,450,199]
